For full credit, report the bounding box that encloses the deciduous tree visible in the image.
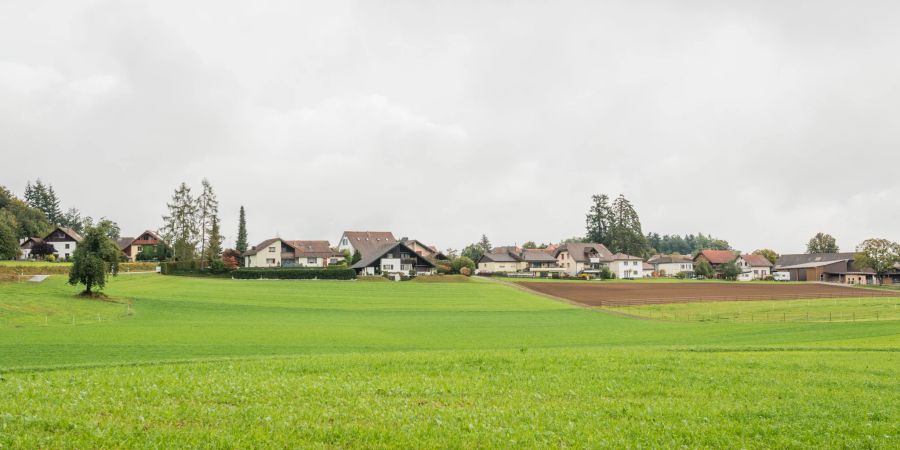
[752,249,779,265]
[68,226,120,295]
[855,238,900,284]
[694,259,714,278]
[806,232,839,254]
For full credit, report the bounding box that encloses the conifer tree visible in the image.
[235,206,248,265]
[585,194,612,246]
[196,179,219,262]
[162,182,199,261]
[205,216,224,264]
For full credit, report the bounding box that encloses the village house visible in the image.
[648,254,694,277]
[243,238,342,268]
[693,249,737,275]
[19,227,82,261]
[642,261,655,277]
[476,247,564,277]
[351,241,436,275]
[399,237,449,261]
[735,254,773,281]
[608,253,644,279]
[775,253,877,284]
[554,243,614,276]
[117,230,164,262]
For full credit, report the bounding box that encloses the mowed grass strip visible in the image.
[1,349,897,448]
[612,296,900,323]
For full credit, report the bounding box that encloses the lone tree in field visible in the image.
[806,233,839,254]
[68,226,120,295]
[855,238,900,284]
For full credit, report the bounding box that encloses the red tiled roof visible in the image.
[695,249,736,264]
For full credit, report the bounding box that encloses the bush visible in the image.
[232,267,356,280]
[44,254,56,262]
[674,271,688,279]
[459,267,472,276]
[599,266,613,280]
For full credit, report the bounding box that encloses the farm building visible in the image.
[775,253,876,284]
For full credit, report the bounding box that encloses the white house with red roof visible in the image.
[735,254,774,281]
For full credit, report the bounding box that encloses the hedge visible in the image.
[0,261,157,276]
[232,268,356,280]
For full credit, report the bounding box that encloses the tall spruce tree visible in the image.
[478,234,491,252]
[162,182,199,261]
[24,179,62,225]
[585,194,612,246]
[235,206,248,260]
[205,215,224,264]
[608,194,649,257]
[195,179,219,263]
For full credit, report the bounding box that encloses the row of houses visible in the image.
[17,226,899,284]
[19,227,166,262]
[241,231,447,275]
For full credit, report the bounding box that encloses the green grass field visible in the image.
[1,275,898,447]
[611,296,900,322]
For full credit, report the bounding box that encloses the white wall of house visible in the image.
[245,240,283,268]
[291,256,326,267]
[655,262,693,277]
[49,240,77,260]
[610,259,643,278]
[556,251,583,276]
[736,257,772,281]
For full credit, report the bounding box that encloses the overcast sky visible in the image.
[1,0,898,254]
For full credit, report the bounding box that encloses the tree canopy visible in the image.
[855,238,900,283]
[806,233,839,254]
[752,249,779,265]
[645,232,731,255]
[68,226,120,294]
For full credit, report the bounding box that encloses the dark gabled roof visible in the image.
[44,226,82,242]
[775,253,858,269]
[555,243,613,262]
[520,249,557,262]
[243,238,282,257]
[695,249,736,264]
[19,237,43,248]
[342,231,397,257]
[116,237,135,251]
[650,255,693,264]
[285,240,337,258]
[351,242,435,269]
[479,252,524,263]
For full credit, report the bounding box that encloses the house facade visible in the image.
[400,238,448,261]
[20,227,82,261]
[608,253,644,279]
[735,254,773,281]
[243,238,342,268]
[649,255,694,277]
[117,230,164,262]
[351,241,435,275]
[554,243,614,276]
[477,248,563,276]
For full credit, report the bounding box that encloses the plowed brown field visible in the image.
[519,282,892,307]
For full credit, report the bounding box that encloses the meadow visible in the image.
[1,274,898,447]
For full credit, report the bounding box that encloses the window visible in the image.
[266,258,275,264]
[268,247,275,252]
[400,253,410,259]
[383,264,394,270]
[386,253,393,258]
[342,238,348,245]
[65,244,70,249]
[307,258,317,264]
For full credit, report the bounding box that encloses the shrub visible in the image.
[232,267,356,280]
[674,271,688,279]
[599,266,613,280]
[44,254,56,262]
[459,267,472,277]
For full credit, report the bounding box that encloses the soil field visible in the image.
[519,282,894,307]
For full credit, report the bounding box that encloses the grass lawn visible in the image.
[0,260,72,266]
[1,274,898,447]
[611,296,900,322]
